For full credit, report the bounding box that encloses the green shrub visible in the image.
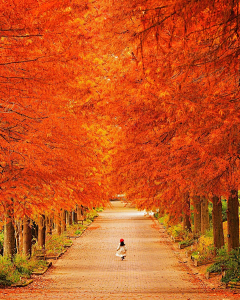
[95,207,104,212]
[45,234,72,255]
[207,247,240,282]
[0,256,20,286]
[221,248,240,283]
[179,238,194,246]
[207,263,222,273]
[215,246,228,264]
[75,229,82,235]
[206,248,227,273]
[168,223,183,239]
[191,233,215,262]
[13,254,32,277]
[14,254,48,276]
[85,209,98,221]
[0,254,49,287]
[169,226,195,244]
[66,223,84,236]
[157,214,170,227]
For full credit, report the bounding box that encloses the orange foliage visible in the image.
[0,0,110,220]
[101,0,240,212]
[0,0,240,221]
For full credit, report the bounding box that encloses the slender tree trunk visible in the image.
[3,208,15,259]
[66,211,69,225]
[77,205,82,221]
[201,196,210,234]
[56,214,61,235]
[23,216,32,258]
[73,210,78,224]
[183,193,191,232]
[18,220,23,253]
[192,195,201,235]
[227,189,239,251]
[15,221,23,254]
[32,222,38,241]
[68,211,73,225]
[38,215,46,249]
[61,210,67,233]
[46,216,52,235]
[212,195,224,252]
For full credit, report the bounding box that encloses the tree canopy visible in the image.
[0,0,239,226]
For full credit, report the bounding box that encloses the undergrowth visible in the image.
[207,247,240,283]
[0,255,48,287]
[44,234,72,255]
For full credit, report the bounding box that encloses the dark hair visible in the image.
[120,241,125,246]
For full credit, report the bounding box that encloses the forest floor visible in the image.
[0,201,239,300]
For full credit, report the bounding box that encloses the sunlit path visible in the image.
[0,201,238,299]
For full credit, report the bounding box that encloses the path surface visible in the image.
[0,201,239,299]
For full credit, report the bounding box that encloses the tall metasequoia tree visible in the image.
[211,196,224,251]
[227,190,239,251]
[0,0,110,259]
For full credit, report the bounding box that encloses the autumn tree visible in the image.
[0,0,111,258]
[100,0,240,251]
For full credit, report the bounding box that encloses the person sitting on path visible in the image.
[116,238,127,260]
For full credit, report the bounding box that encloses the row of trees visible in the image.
[0,1,110,258]
[99,0,240,252]
[4,205,86,258]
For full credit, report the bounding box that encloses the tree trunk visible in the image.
[68,211,73,225]
[56,214,61,235]
[61,210,67,233]
[182,193,191,232]
[212,195,224,252]
[15,221,23,254]
[23,216,32,258]
[227,189,239,252]
[77,205,82,221]
[38,215,46,249]
[73,210,78,224]
[46,216,52,235]
[201,196,210,234]
[3,208,15,259]
[192,195,201,235]
[66,211,69,225]
[19,221,23,253]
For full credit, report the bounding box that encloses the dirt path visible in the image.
[0,201,239,299]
